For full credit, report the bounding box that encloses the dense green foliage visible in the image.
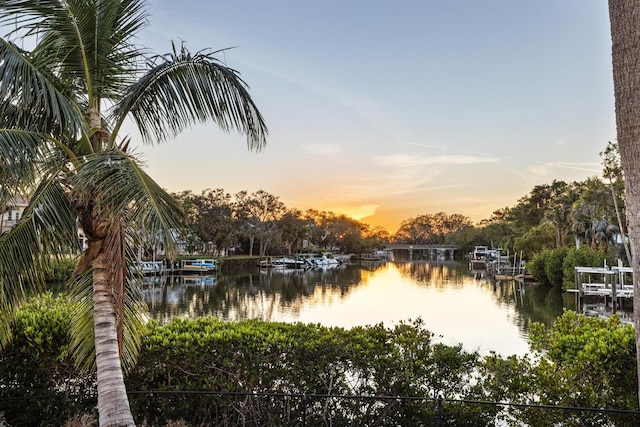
[129,318,488,426]
[512,223,556,260]
[0,294,94,426]
[528,249,552,284]
[527,246,612,288]
[41,257,78,283]
[544,246,569,287]
[2,296,639,426]
[561,247,612,289]
[482,311,638,426]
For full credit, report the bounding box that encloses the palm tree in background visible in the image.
[0,1,267,425]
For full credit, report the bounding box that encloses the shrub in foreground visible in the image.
[481,311,638,426]
[0,294,96,425]
[128,317,488,426]
[2,296,639,426]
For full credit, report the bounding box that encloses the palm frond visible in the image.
[111,42,268,151]
[0,38,84,138]
[92,0,150,96]
[1,0,149,103]
[26,176,81,254]
[0,129,82,188]
[0,178,78,345]
[0,219,45,331]
[72,149,185,258]
[67,267,94,372]
[0,129,43,195]
[0,176,79,287]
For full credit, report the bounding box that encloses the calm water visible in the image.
[142,260,581,356]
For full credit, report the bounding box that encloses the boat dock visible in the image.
[137,259,218,275]
[487,263,533,281]
[569,265,634,313]
[482,249,533,282]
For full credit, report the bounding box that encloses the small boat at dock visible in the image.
[259,256,307,269]
[180,259,218,274]
[137,260,163,275]
[468,246,503,270]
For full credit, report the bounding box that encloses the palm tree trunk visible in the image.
[93,250,135,426]
[608,0,640,407]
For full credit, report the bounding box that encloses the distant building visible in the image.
[0,197,29,234]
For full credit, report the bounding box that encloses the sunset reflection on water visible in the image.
[143,261,573,356]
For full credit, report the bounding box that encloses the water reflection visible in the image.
[142,261,580,356]
[143,265,367,325]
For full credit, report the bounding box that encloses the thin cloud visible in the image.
[408,142,496,158]
[374,154,499,167]
[528,161,601,177]
[551,161,601,172]
[340,170,468,199]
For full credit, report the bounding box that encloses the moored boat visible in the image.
[138,260,163,275]
[180,259,218,273]
[259,256,306,269]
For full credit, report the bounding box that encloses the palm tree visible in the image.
[0,1,267,425]
[608,0,640,405]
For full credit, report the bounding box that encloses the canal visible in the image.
[142,260,587,357]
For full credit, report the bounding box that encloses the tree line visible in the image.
[444,142,626,266]
[176,142,626,267]
[170,188,391,257]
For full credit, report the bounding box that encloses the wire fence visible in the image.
[3,390,640,426]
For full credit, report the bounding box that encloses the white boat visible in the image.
[138,260,163,275]
[259,257,306,269]
[469,246,503,269]
[471,246,489,260]
[180,259,218,273]
[312,253,342,266]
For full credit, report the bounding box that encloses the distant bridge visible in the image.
[384,244,460,260]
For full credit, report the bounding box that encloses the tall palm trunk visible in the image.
[608,0,640,406]
[80,211,134,426]
[93,242,135,426]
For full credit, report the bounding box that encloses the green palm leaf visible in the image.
[112,43,268,150]
[0,38,83,137]
[0,177,79,343]
[0,0,148,102]
[0,129,43,189]
[72,149,185,257]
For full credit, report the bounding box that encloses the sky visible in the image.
[126,0,615,233]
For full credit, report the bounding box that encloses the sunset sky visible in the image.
[128,0,614,233]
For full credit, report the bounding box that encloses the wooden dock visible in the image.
[486,259,532,282]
